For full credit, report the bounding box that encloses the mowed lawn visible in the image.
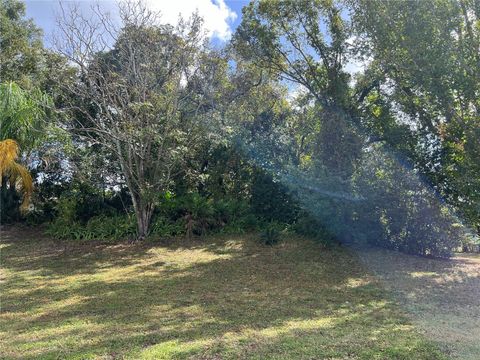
[0,228,445,359]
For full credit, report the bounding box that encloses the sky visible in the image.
[25,0,250,47]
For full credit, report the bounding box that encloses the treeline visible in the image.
[0,0,478,257]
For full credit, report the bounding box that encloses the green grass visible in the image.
[0,229,446,359]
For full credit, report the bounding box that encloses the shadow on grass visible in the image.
[353,246,480,359]
[1,227,445,359]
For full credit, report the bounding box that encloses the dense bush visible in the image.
[153,192,261,237]
[46,215,136,241]
[150,216,185,237]
[44,187,275,241]
[44,183,136,241]
[352,150,464,258]
[28,143,464,257]
[0,183,22,223]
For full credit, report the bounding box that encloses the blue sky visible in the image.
[25,0,250,47]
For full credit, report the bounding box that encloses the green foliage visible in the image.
[292,213,336,247]
[46,214,136,241]
[44,181,136,241]
[54,194,77,224]
[156,193,260,237]
[218,213,259,235]
[352,0,480,238]
[352,149,465,258]
[51,183,115,222]
[235,0,352,106]
[251,170,299,223]
[213,198,249,224]
[0,179,21,223]
[0,82,52,146]
[150,216,185,237]
[86,215,136,241]
[0,0,45,87]
[260,221,283,246]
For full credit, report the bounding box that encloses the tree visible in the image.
[234,0,366,178]
[352,0,480,233]
[0,0,45,87]
[0,81,51,149]
[55,2,222,238]
[0,0,72,221]
[235,0,352,107]
[233,0,466,255]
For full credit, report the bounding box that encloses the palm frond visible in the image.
[8,162,33,211]
[0,139,33,212]
[0,139,20,175]
[0,81,52,148]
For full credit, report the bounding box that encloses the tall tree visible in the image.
[55,2,223,238]
[234,0,366,178]
[233,0,466,255]
[352,0,480,232]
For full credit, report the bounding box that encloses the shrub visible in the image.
[292,213,336,247]
[150,216,185,237]
[213,198,249,225]
[260,221,284,245]
[85,215,136,240]
[155,193,259,237]
[211,198,260,234]
[46,214,136,241]
[0,185,22,223]
[219,213,259,234]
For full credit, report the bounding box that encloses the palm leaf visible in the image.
[0,139,33,211]
[0,81,51,149]
[0,139,19,175]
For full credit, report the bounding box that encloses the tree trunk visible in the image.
[131,196,154,240]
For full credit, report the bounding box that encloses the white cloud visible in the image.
[145,0,237,41]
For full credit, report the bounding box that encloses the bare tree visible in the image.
[55,1,216,239]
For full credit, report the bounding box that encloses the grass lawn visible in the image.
[356,248,480,360]
[0,227,445,359]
